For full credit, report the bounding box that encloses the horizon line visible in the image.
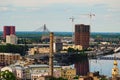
[0,31,120,33]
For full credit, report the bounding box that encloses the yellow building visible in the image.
[0,53,20,65]
[111,59,120,80]
[61,68,76,80]
[36,76,50,80]
[79,76,93,80]
[63,45,83,51]
[79,72,99,80]
[29,47,50,55]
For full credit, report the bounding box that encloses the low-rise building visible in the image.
[36,76,50,80]
[79,72,100,80]
[15,66,26,80]
[28,47,50,55]
[1,66,26,80]
[26,64,62,80]
[29,42,63,55]
[0,53,20,66]
[63,45,83,51]
[1,64,77,80]
[61,66,76,80]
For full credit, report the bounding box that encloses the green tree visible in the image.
[73,76,79,79]
[49,77,68,80]
[0,44,28,56]
[67,48,75,52]
[0,70,16,80]
[100,78,108,80]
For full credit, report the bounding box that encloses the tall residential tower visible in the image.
[3,26,15,39]
[75,24,90,49]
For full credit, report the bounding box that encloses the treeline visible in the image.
[68,53,88,63]
[91,32,120,38]
[0,44,28,56]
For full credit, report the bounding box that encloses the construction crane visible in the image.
[80,13,95,25]
[88,13,95,19]
[69,13,95,41]
[69,16,75,43]
[87,13,95,25]
[69,16,75,23]
[69,13,95,25]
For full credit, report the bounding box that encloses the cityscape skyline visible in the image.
[0,0,120,32]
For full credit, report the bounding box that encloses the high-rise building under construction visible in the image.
[75,24,90,49]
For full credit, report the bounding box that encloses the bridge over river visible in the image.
[91,56,120,60]
[90,47,120,60]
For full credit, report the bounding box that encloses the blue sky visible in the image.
[0,0,120,32]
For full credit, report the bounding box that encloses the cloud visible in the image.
[108,8,120,12]
[0,0,119,13]
[0,7,8,11]
[0,6,16,11]
[0,0,119,8]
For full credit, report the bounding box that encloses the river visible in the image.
[89,52,120,77]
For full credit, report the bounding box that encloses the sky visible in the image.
[0,0,120,32]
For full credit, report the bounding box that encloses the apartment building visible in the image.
[0,53,20,65]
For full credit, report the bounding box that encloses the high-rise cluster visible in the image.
[3,26,17,44]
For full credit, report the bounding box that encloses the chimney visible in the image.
[49,32,54,77]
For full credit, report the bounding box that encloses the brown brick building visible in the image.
[0,53,20,66]
[75,24,90,49]
[3,26,15,39]
[74,60,89,76]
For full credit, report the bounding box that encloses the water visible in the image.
[89,52,120,77]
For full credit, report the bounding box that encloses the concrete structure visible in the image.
[3,26,15,39]
[53,36,63,52]
[75,24,90,49]
[61,37,73,44]
[54,42,63,52]
[0,53,20,65]
[6,34,18,44]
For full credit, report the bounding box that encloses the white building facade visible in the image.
[6,34,18,44]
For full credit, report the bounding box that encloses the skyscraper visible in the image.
[74,60,89,76]
[75,24,90,49]
[3,26,15,39]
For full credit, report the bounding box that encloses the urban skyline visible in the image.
[0,0,120,32]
